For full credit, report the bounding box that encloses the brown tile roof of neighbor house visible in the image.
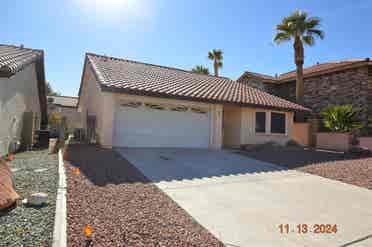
[239,58,372,83]
[83,53,309,112]
[0,44,48,127]
[48,96,78,108]
[0,44,43,77]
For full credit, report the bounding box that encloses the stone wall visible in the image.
[240,66,371,125]
[367,66,372,121]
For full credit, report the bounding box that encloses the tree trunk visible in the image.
[214,61,218,77]
[294,36,305,122]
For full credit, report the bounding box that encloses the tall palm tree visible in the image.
[191,65,210,75]
[274,10,324,121]
[208,49,223,76]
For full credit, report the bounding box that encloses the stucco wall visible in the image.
[78,64,104,140]
[222,106,294,146]
[240,108,294,146]
[316,132,351,152]
[292,122,310,146]
[223,106,242,147]
[359,137,372,151]
[0,63,41,155]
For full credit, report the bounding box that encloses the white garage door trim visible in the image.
[113,101,211,148]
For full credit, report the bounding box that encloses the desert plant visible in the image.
[48,112,62,128]
[321,105,362,133]
[48,112,68,139]
[208,49,223,76]
[191,65,210,75]
[274,10,324,121]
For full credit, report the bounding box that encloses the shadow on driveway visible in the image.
[235,148,360,169]
[65,144,288,185]
[115,147,286,183]
[65,144,150,186]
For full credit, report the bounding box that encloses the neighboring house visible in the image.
[238,59,372,126]
[78,53,308,149]
[47,95,82,132]
[0,44,47,155]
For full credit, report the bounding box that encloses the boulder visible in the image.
[0,158,20,209]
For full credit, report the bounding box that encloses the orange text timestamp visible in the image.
[278,224,338,234]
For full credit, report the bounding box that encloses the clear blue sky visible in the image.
[2,0,371,96]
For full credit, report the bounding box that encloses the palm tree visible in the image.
[191,65,210,75]
[208,49,223,76]
[274,10,324,121]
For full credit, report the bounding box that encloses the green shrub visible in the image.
[321,105,362,133]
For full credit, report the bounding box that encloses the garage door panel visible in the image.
[113,105,210,148]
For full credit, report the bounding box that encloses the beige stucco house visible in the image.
[0,44,47,155]
[47,95,82,132]
[78,53,309,149]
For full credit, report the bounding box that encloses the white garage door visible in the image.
[113,102,210,148]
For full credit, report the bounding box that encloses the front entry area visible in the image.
[113,102,211,148]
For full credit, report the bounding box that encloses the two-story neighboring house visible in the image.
[0,44,48,155]
[238,59,372,128]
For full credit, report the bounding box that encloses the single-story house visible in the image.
[47,95,82,132]
[77,53,308,149]
[238,59,372,127]
[0,44,47,155]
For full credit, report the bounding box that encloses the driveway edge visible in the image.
[52,148,67,247]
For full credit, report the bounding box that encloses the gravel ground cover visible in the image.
[65,144,223,247]
[0,149,58,246]
[239,148,372,189]
[297,157,372,190]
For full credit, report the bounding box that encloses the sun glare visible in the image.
[75,0,150,22]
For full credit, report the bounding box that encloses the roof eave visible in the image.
[279,60,371,83]
[0,66,14,78]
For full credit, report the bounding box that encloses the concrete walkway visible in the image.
[117,148,372,247]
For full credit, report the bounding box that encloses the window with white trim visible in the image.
[271,112,286,134]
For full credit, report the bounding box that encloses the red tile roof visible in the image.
[85,53,309,112]
[239,58,371,83]
[278,59,369,81]
[0,44,43,77]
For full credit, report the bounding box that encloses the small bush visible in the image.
[321,105,362,133]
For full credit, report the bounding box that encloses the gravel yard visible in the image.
[65,144,223,247]
[239,148,372,190]
[0,149,58,246]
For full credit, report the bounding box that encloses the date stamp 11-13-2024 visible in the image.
[278,224,338,234]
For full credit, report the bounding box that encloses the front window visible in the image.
[271,112,286,134]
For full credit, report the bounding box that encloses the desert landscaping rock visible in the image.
[0,150,58,247]
[240,148,372,190]
[65,144,224,247]
[34,168,48,173]
[298,157,372,190]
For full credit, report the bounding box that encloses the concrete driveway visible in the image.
[117,148,372,247]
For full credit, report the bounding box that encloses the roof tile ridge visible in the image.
[86,52,232,80]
